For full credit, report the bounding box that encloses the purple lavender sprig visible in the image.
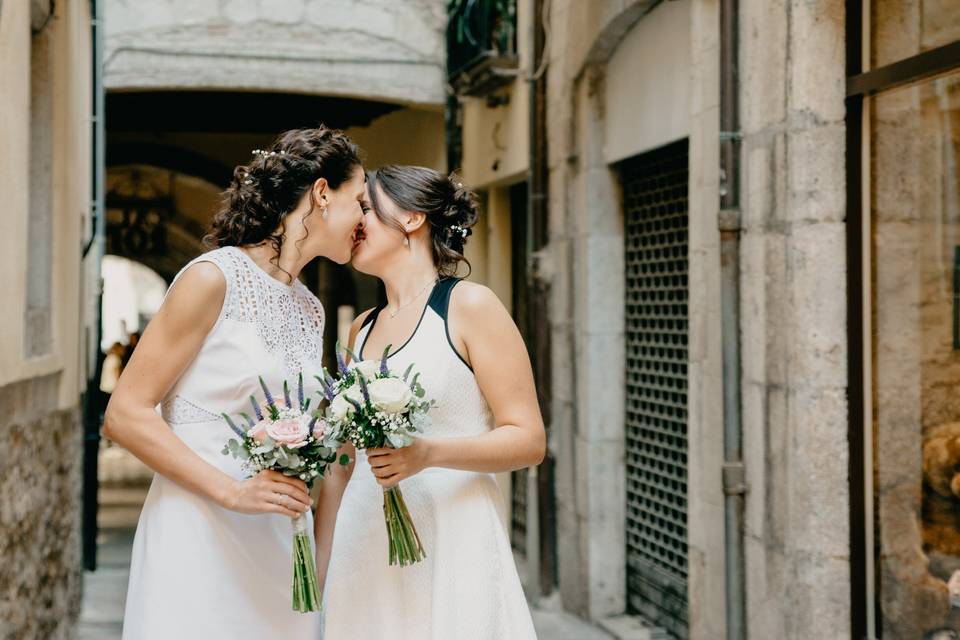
[258,376,277,411]
[221,413,245,438]
[283,380,292,408]
[250,395,264,421]
[314,370,336,402]
[297,372,305,411]
[380,344,392,376]
[335,341,350,376]
[356,371,372,407]
[240,412,255,429]
[323,368,337,389]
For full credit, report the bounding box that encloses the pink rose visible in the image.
[249,420,269,443]
[266,417,310,448]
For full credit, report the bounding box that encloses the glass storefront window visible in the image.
[872,70,960,638]
[872,2,960,69]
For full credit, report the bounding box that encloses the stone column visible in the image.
[738,0,849,637]
[686,0,727,638]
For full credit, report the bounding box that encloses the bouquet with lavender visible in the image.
[220,373,348,612]
[317,344,434,566]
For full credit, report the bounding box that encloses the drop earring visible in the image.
[321,206,329,220]
[403,234,410,248]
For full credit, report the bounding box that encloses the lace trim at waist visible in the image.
[160,395,221,426]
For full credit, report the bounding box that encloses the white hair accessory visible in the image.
[448,224,470,239]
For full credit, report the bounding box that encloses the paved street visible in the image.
[78,476,613,640]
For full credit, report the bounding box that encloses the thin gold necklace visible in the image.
[387,275,439,319]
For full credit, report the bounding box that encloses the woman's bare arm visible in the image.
[367,283,546,485]
[103,262,311,517]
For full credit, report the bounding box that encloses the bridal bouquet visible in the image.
[220,373,347,613]
[317,344,433,566]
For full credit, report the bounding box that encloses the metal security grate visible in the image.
[622,139,689,639]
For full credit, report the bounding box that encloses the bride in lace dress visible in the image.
[104,128,366,640]
[319,165,545,639]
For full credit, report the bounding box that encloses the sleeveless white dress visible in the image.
[322,278,537,640]
[122,246,325,640]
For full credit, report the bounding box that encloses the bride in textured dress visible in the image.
[318,165,545,639]
[104,127,366,639]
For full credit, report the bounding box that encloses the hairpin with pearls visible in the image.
[448,224,470,240]
[251,149,286,158]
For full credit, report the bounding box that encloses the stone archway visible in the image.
[102,0,447,107]
[105,165,220,283]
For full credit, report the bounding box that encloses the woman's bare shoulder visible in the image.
[159,261,227,330]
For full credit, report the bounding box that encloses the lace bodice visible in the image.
[126,245,325,640]
[159,247,325,447]
[212,246,324,376]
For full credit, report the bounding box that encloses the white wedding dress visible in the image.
[322,278,538,639]
[122,246,326,639]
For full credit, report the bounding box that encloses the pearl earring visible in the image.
[403,235,410,247]
[321,206,328,220]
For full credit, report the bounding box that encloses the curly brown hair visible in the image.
[366,165,479,277]
[204,127,362,264]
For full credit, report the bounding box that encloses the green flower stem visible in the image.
[382,486,426,567]
[291,514,321,612]
[395,488,426,562]
[392,490,417,565]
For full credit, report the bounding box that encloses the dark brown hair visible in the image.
[204,127,362,260]
[366,165,479,277]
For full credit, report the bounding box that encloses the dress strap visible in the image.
[428,278,472,371]
[428,277,462,319]
[361,306,382,329]
[356,305,382,360]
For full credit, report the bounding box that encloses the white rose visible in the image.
[328,385,363,422]
[351,359,382,381]
[367,377,413,414]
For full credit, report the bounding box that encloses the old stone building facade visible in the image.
[0,0,93,638]
[2,0,454,636]
[6,0,960,638]
[455,0,960,639]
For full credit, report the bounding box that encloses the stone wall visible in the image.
[0,0,91,636]
[542,1,851,637]
[544,3,719,637]
[0,374,83,640]
[738,0,849,637]
[103,0,447,105]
